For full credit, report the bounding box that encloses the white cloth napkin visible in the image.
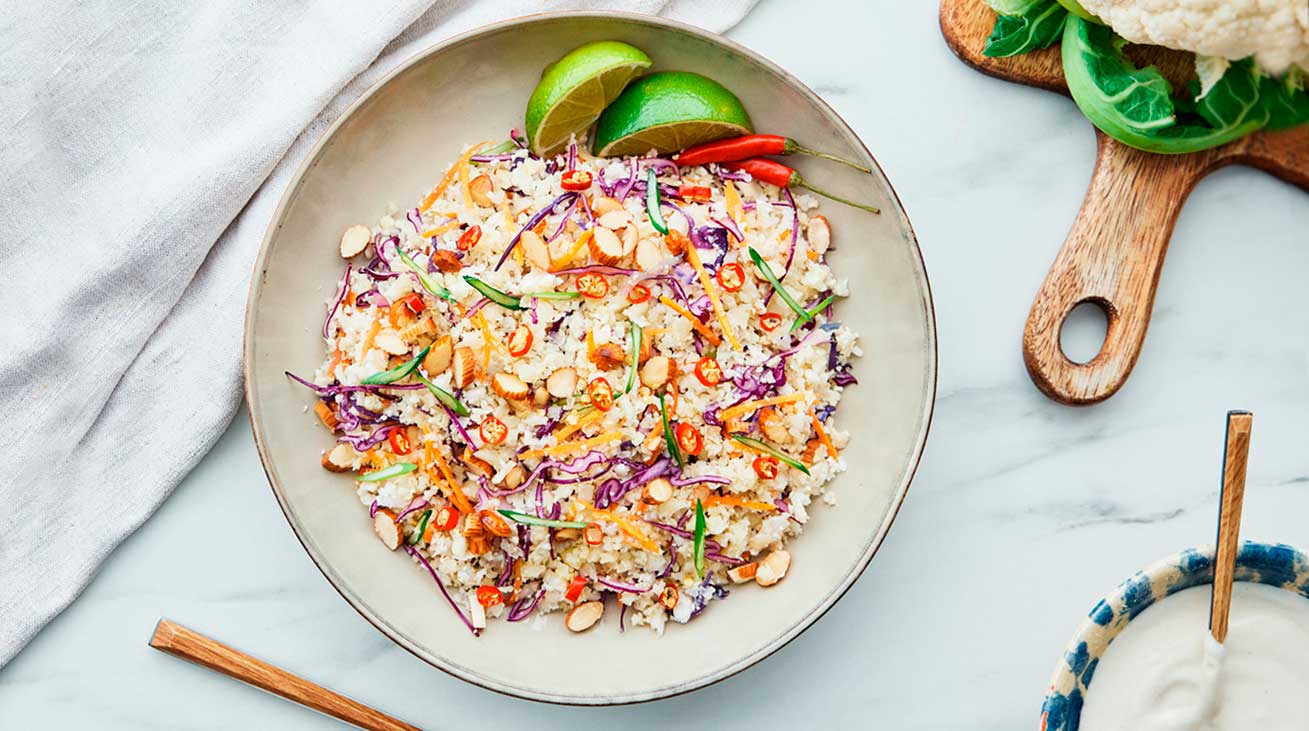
[0,0,756,667]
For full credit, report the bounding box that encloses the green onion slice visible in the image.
[479,139,517,156]
[748,247,811,324]
[463,275,523,310]
[790,294,837,333]
[358,462,418,482]
[693,499,707,578]
[659,392,683,469]
[646,168,669,235]
[728,433,811,475]
[396,248,454,301]
[624,321,642,395]
[523,291,581,301]
[408,509,433,545]
[415,370,469,416]
[361,344,430,385]
[497,509,589,529]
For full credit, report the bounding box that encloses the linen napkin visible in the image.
[0,0,756,667]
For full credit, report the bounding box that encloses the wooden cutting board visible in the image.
[941,0,1309,405]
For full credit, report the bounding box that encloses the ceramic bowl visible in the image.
[1042,542,1309,729]
[244,11,936,704]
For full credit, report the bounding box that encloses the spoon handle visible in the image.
[1211,411,1253,644]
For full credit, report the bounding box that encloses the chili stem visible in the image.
[793,174,880,214]
[788,142,873,173]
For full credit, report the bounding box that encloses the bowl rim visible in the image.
[1041,541,1309,728]
[242,9,937,706]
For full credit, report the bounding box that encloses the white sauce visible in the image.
[1080,582,1309,731]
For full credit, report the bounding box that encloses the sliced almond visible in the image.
[640,355,672,389]
[314,401,339,431]
[641,477,673,505]
[469,174,494,207]
[372,510,402,551]
[546,367,577,398]
[399,317,436,344]
[565,601,604,632]
[807,214,831,254]
[595,209,630,229]
[503,463,527,489]
[532,385,549,409]
[802,438,823,465]
[638,333,653,364]
[463,448,494,478]
[759,407,790,444]
[521,229,551,271]
[755,550,791,587]
[635,236,663,272]
[589,343,625,371]
[554,527,582,542]
[588,226,625,266]
[592,196,623,215]
[619,225,638,257]
[727,562,759,584]
[339,224,371,258]
[424,335,453,375]
[374,331,409,356]
[429,249,462,273]
[492,372,530,401]
[321,443,357,472]
[451,346,476,388]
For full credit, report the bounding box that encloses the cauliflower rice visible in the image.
[295,134,862,635]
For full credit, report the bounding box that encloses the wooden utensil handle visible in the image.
[1022,132,1212,405]
[149,620,423,731]
[1211,411,1253,643]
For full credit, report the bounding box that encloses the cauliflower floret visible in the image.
[1077,0,1309,75]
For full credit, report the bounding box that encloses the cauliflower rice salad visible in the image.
[289,132,862,636]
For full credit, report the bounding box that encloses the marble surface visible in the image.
[3,1,1307,728]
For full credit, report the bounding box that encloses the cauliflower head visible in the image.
[1077,0,1309,74]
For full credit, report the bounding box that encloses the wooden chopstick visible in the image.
[1210,410,1253,644]
[149,619,423,731]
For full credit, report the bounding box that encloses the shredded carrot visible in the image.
[553,408,603,442]
[427,442,473,514]
[345,289,357,307]
[642,327,667,338]
[724,181,746,240]
[326,349,347,378]
[359,317,382,356]
[520,431,622,461]
[553,229,594,270]
[474,311,502,370]
[718,392,812,422]
[577,501,660,552]
[418,141,492,213]
[658,295,722,346]
[421,216,459,238]
[683,244,739,349]
[459,156,473,208]
[387,299,410,327]
[703,495,779,512]
[806,248,819,262]
[586,329,597,356]
[809,408,838,459]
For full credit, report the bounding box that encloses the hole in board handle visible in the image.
[1059,300,1109,365]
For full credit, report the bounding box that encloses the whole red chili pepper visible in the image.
[721,159,881,214]
[675,134,872,172]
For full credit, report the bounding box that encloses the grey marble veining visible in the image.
[2,1,1306,728]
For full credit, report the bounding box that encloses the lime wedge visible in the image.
[593,71,753,158]
[525,41,652,157]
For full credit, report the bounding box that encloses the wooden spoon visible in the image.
[149,619,423,730]
[1210,411,1253,643]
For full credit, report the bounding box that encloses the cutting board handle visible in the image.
[1022,133,1211,405]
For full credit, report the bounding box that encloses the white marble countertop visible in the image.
[4,1,1307,728]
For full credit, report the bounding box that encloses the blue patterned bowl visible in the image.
[1041,542,1309,730]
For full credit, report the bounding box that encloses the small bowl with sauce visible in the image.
[1042,542,1309,731]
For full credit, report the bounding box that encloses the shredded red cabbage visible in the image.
[547,195,580,244]
[593,576,650,593]
[689,577,728,619]
[404,545,479,636]
[464,297,493,319]
[551,264,636,277]
[614,158,639,201]
[394,496,429,523]
[369,500,380,518]
[284,371,425,396]
[714,165,752,183]
[355,287,389,308]
[405,208,423,235]
[645,520,722,550]
[323,265,351,339]
[765,187,800,307]
[688,295,712,321]
[710,216,743,244]
[639,157,680,179]
[494,192,578,271]
[507,588,544,622]
[705,551,747,567]
[619,603,628,632]
[644,274,689,306]
[566,141,577,171]
[670,474,730,487]
[833,370,858,387]
[441,404,477,448]
[496,556,515,588]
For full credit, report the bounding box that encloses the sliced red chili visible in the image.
[433,505,460,531]
[476,585,504,608]
[693,357,723,387]
[587,378,614,411]
[560,169,593,192]
[576,273,609,299]
[480,416,507,446]
[752,455,779,480]
[399,293,425,315]
[564,575,587,603]
[507,323,533,357]
[387,428,412,455]
[583,522,604,546]
[715,262,745,292]
[659,582,679,610]
[677,185,713,203]
[456,225,482,251]
[759,312,784,332]
[627,284,652,304]
[675,423,703,456]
